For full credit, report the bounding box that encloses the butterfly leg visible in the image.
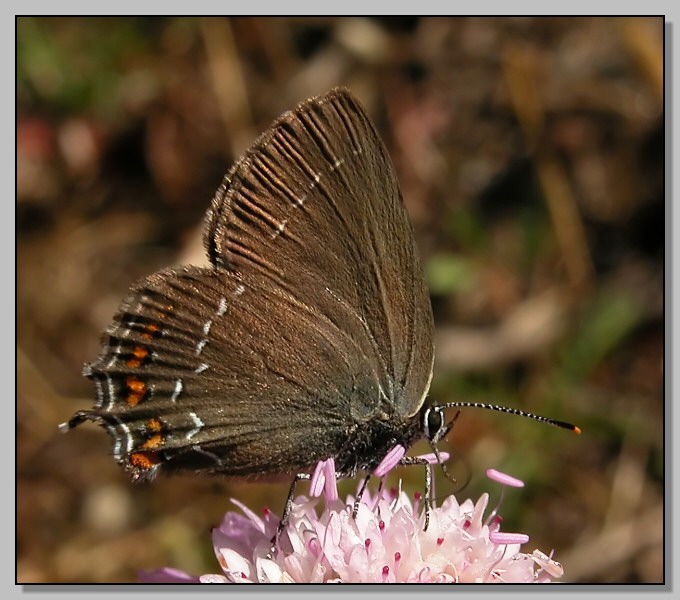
[269,472,311,556]
[351,474,371,519]
[399,456,433,530]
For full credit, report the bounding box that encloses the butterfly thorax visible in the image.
[333,412,423,477]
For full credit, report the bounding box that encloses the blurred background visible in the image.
[17,17,664,583]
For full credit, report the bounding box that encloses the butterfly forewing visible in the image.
[205,88,434,418]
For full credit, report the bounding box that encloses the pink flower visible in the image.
[139,465,564,583]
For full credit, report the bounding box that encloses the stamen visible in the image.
[323,458,338,501]
[309,461,326,497]
[309,458,338,500]
[415,451,451,464]
[489,531,530,545]
[486,468,525,487]
[374,445,406,477]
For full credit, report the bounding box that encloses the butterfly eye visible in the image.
[424,406,445,442]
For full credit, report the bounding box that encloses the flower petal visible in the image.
[141,464,562,583]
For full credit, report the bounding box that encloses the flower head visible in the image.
[140,464,564,583]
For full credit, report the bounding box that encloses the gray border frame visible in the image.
[11,7,675,598]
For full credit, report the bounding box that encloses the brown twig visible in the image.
[200,17,255,158]
[503,44,595,294]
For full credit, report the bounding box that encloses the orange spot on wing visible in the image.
[125,377,146,406]
[130,451,161,470]
[126,345,149,368]
[141,322,160,339]
[140,418,164,450]
[147,418,162,432]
